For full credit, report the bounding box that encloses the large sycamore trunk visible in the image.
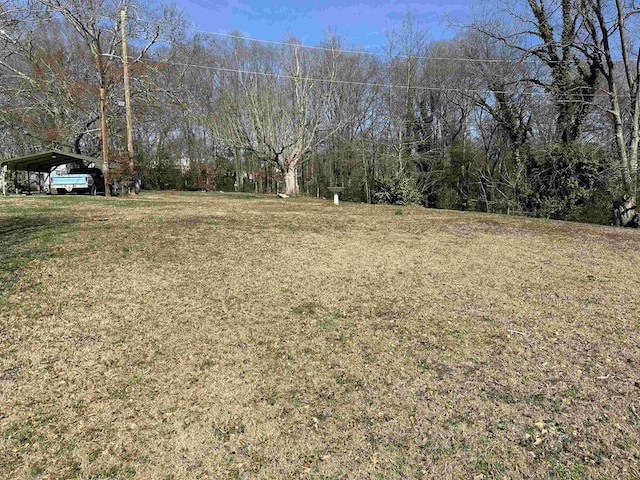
[278,154,301,196]
[283,166,299,196]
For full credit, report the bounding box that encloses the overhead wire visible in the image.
[0,11,622,99]
[0,35,622,113]
[0,56,618,111]
[196,30,541,65]
[143,57,616,100]
[137,33,608,98]
[158,59,498,94]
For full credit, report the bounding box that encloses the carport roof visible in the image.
[0,150,103,173]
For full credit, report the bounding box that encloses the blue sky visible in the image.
[175,0,474,50]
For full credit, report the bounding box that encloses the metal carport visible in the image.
[0,150,103,195]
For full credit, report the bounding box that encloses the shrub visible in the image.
[525,143,612,220]
[373,175,422,205]
[141,154,183,190]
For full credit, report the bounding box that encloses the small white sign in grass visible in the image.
[328,186,344,205]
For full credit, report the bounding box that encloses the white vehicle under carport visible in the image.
[1,150,112,197]
[51,167,105,195]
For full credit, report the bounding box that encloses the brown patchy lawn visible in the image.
[1,192,639,479]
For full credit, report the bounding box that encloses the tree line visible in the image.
[1,1,639,224]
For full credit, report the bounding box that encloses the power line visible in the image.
[150,57,610,99]
[165,59,490,93]
[0,57,619,114]
[197,30,539,65]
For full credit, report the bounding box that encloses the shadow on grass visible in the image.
[0,215,77,298]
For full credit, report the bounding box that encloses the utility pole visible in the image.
[97,49,111,197]
[121,2,134,175]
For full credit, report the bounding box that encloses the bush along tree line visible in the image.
[1,1,638,226]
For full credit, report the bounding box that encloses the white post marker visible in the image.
[328,186,344,206]
[1,164,6,196]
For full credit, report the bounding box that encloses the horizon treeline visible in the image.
[1,1,639,223]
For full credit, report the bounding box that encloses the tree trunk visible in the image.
[630,89,639,197]
[283,165,299,196]
[234,147,243,192]
[612,105,633,193]
[605,80,634,193]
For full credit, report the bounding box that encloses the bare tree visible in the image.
[384,11,429,173]
[211,35,347,196]
[0,12,105,156]
[321,46,381,197]
[21,0,165,194]
[27,0,121,194]
[470,0,601,144]
[580,0,640,195]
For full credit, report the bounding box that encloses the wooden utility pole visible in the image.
[100,85,110,197]
[97,49,110,197]
[121,3,134,173]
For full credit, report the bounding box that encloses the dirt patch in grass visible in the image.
[1,193,639,479]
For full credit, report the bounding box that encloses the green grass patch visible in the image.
[0,204,64,215]
[292,302,321,315]
[0,214,77,299]
[3,412,51,448]
[108,199,158,208]
[30,464,45,477]
[319,310,341,331]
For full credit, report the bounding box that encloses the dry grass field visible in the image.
[1,192,639,479]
